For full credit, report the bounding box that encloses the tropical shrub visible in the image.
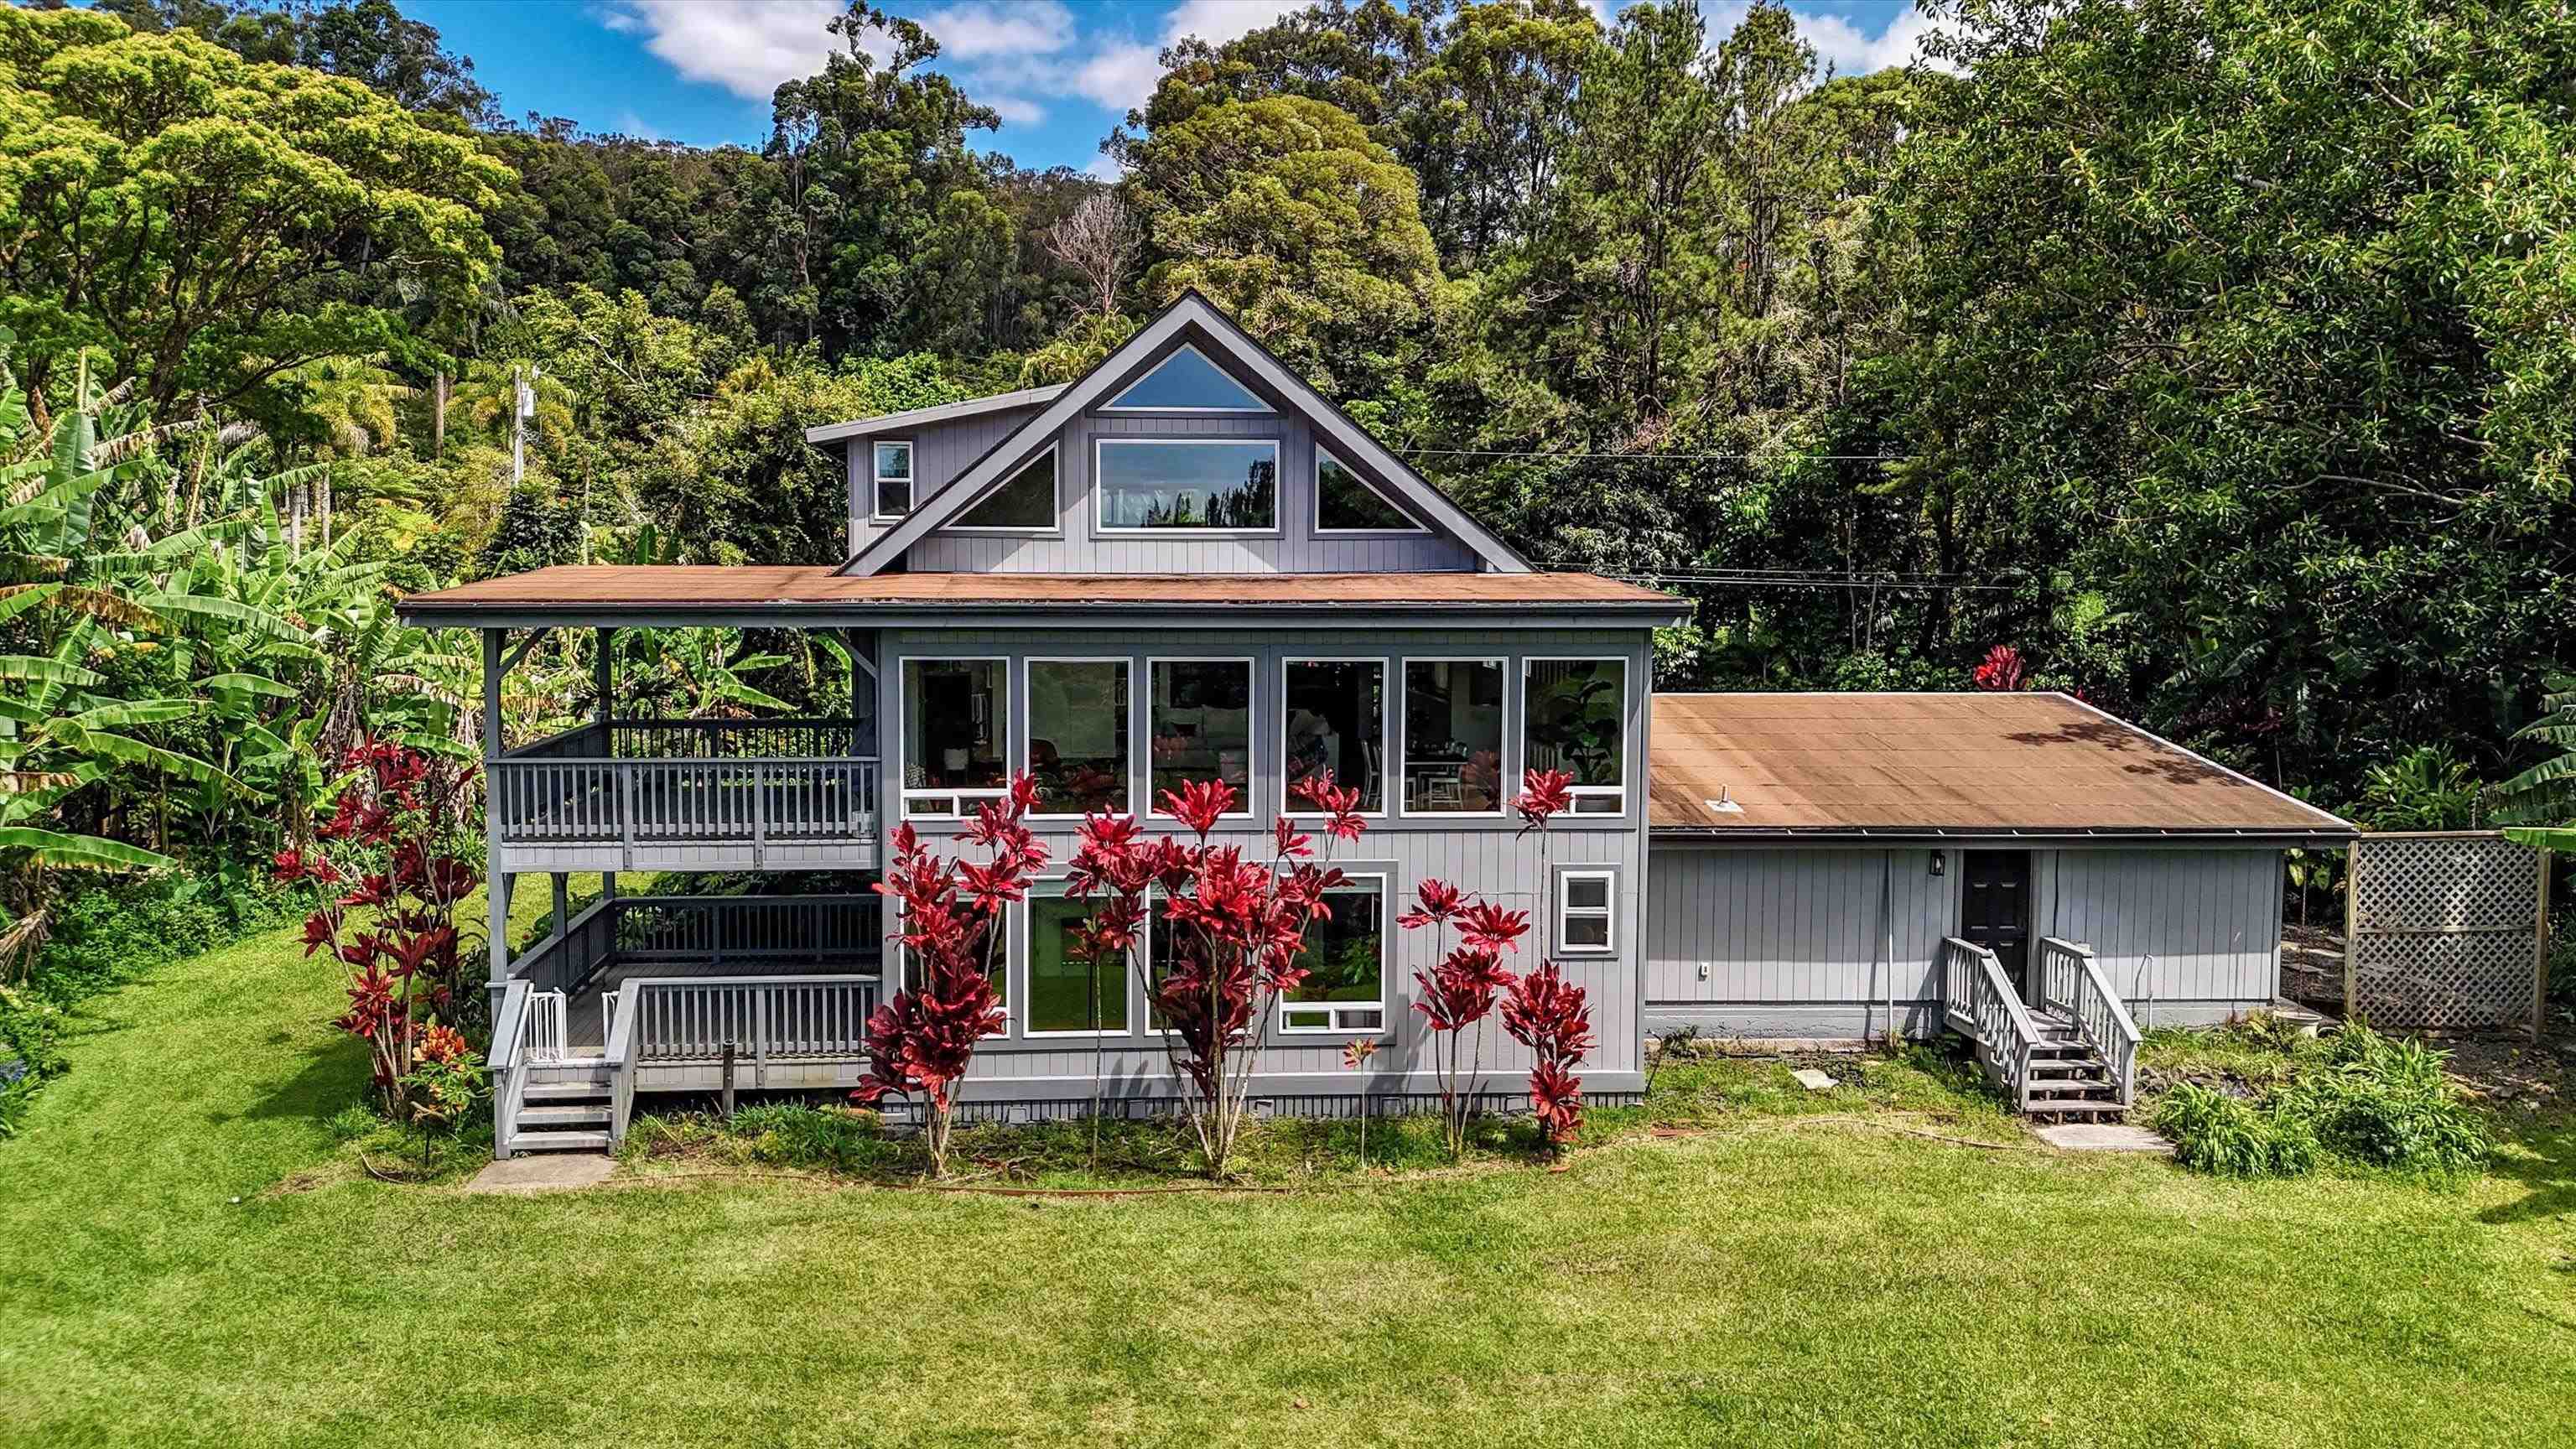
[1064,773,1368,1177]
[2277,1026,2490,1175]
[283,739,484,1118]
[851,775,1043,1176]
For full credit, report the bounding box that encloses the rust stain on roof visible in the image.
[402,566,1681,611]
[1649,692,2352,836]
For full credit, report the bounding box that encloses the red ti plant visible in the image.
[1400,879,1528,1157]
[1507,766,1592,1151]
[283,739,483,1120]
[1067,772,1366,1177]
[1972,644,2027,691]
[853,773,1046,1176]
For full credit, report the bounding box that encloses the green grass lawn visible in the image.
[6,896,2576,1449]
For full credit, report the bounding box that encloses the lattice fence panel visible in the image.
[2349,833,2542,1031]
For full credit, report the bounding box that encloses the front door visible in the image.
[1960,850,2033,994]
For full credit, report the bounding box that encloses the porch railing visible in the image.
[611,893,882,968]
[2034,936,2140,1106]
[1941,936,2039,1112]
[605,974,883,1144]
[491,978,569,1156]
[491,718,879,855]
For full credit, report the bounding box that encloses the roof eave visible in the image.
[397,597,1689,629]
[801,386,1066,444]
[1649,823,2359,844]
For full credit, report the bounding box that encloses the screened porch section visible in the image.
[491,718,880,871]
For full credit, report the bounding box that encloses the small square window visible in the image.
[1556,870,1616,955]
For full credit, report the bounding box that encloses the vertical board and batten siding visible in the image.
[876,623,1654,1096]
[845,332,1482,574]
[2042,848,2283,1017]
[1643,842,2285,1036]
[845,407,1043,559]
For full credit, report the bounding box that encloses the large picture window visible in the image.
[1096,439,1278,532]
[900,657,1005,818]
[1281,875,1388,1032]
[1150,659,1253,813]
[1027,658,1130,816]
[1524,658,1626,814]
[1401,658,1504,814]
[1026,894,1129,1035]
[1284,659,1384,813]
[954,445,1057,531]
[872,439,913,517]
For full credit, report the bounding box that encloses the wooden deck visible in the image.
[491,719,880,873]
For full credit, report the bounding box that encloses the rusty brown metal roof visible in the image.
[1649,692,2354,839]
[399,566,1685,619]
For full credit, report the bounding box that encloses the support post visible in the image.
[484,628,510,996]
[2536,846,2554,1042]
[2343,841,2360,1022]
[593,626,615,740]
[601,871,618,903]
[551,872,569,940]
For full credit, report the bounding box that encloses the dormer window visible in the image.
[953,444,1058,531]
[872,440,914,518]
[1103,344,1270,412]
[1096,439,1278,532]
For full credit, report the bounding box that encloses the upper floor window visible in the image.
[1150,658,1253,815]
[1315,450,1426,534]
[954,444,1058,531]
[1097,439,1278,532]
[1524,657,1626,814]
[1285,658,1385,814]
[900,657,1005,818]
[1402,658,1504,815]
[872,440,914,518]
[1104,344,1270,412]
[1027,657,1130,817]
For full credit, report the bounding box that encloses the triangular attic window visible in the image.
[1104,344,1270,412]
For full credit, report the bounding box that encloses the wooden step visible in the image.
[517,1104,610,1127]
[2027,1100,2129,1116]
[523,1083,610,1102]
[525,1065,611,1087]
[512,1130,610,1151]
[2028,1080,2117,1098]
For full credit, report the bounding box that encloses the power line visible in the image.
[1392,447,1909,462]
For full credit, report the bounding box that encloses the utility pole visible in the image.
[510,363,538,488]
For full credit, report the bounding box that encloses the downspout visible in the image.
[1880,849,1895,1046]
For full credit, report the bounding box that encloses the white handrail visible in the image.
[523,988,568,1065]
[2041,937,2140,1106]
[491,977,532,1158]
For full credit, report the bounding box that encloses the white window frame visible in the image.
[1100,341,1274,413]
[896,654,1010,820]
[870,438,915,521]
[1277,870,1393,1035]
[1018,882,1134,1039]
[1146,655,1258,821]
[1522,656,1628,816]
[1555,868,1618,956]
[947,441,1062,535]
[1312,447,1430,537]
[1396,656,1510,820]
[1020,655,1135,821]
[1280,655,1389,819]
[1093,437,1285,537]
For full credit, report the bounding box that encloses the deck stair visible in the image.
[510,1060,614,1152]
[1938,936,2140,1119]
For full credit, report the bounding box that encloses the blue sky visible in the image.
[400,1,1937,176]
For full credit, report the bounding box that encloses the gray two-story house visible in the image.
[405,293,1687,1154]
[408,293,2355,1157]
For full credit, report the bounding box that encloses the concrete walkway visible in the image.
[464,1154,615,1193]
[2033,1123,2174,1154]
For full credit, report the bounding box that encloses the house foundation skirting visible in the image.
[1644,998,2273,1041]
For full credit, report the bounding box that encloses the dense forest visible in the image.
[3,0,2573,948]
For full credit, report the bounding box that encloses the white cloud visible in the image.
[983,92,1049,127]
[920,0,1077,60]
[1083,148,1124,183]
[1792,6,1945,75]
[1066,0,1306,114]
[602,0,886,101]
